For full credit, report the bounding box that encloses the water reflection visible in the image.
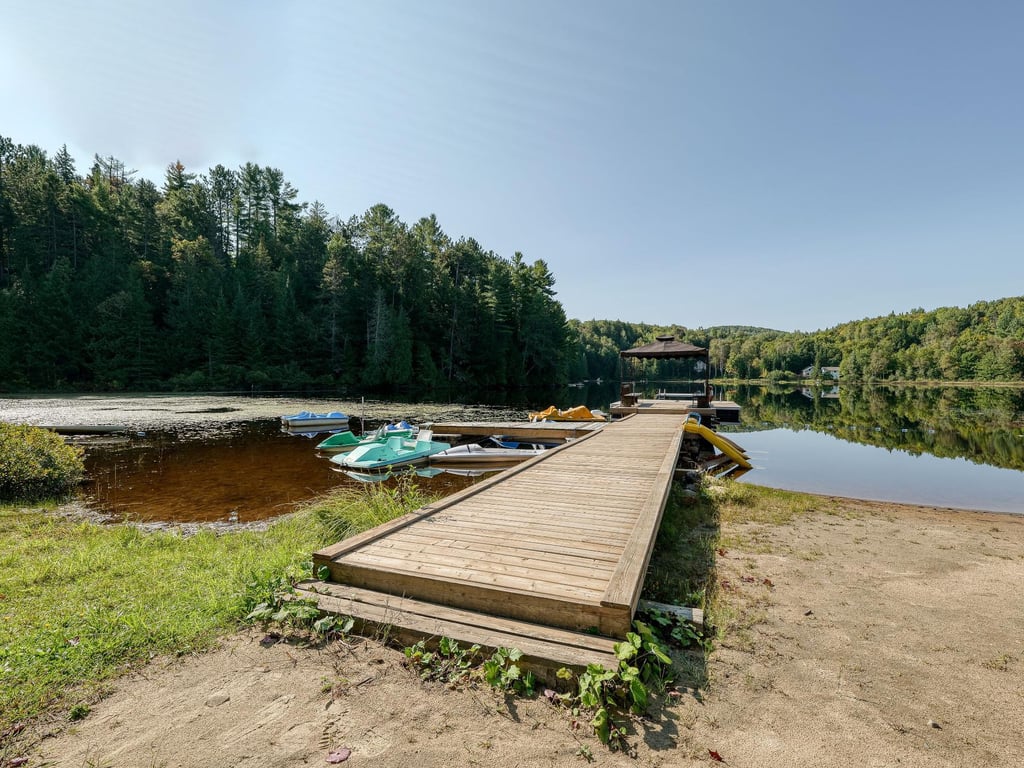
[725,384,1024,471]
[716,384,1024,513]
[81,420,482,525]
[734,428,1024,514]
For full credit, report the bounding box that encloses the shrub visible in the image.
[0,424,85,501]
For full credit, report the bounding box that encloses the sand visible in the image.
[19,498,1024,768]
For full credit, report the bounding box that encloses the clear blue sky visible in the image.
[2,1,1022,332]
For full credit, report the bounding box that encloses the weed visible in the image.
[68,703,90,721]
[0,424,84,502]
[403,637,481,686]
[981,653,1015,671]
[244,576,354,638]
[575,743,595,761]
[482,647,536,695]
[312,477,434,542]
[556,621,674,750]
[641,607,712,652]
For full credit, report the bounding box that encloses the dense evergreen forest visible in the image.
[2,136,1022,393]
[0,137,570,391]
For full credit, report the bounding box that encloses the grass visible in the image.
[641,479,830,685]
[641,479,815,612]
[0,482,429,734]
[2,472,824,738]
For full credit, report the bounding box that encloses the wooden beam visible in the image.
[637,598,704,627]
[294,580,619,679]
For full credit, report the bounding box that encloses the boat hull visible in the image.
[330,433,450,470]
[280,410,349,428]
[316,424,416,452]
[431,444,545,465]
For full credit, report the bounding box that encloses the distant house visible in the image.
[802,366,841,379]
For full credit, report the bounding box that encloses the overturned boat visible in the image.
[281,410,349,429]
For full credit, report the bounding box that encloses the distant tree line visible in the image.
[569,299,1024,383]
[3,136,1021,393]
[0,136,570,391]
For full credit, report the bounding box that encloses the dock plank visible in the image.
[314,412,686,640]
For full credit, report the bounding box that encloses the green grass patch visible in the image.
[0,481,430,732]
[309,472,434,543]
[643,484,718,611]
[706,480,825,527]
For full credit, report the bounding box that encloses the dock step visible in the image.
[294,579,618,680]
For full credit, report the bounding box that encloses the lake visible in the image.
[0,394,530,526]
[731,427,1024,513]
[716,383,1024,514]
[2,384,1022,522]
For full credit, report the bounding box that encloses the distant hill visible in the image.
[568,297,1024,382]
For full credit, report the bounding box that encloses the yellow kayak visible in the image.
[682,417,752,469]
[528,405,607,422]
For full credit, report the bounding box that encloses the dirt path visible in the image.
[24,500,1024,767]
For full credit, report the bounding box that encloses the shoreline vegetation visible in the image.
[3,481,1023,765]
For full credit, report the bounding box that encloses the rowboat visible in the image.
[431,436,549,465]
[280,410,349,429]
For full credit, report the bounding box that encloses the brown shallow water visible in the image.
[1,394,525,525]
[80,421,484,525]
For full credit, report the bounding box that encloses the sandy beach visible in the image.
[21,496,1024,768]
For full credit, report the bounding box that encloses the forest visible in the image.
[0,137,571,392]
[2,135,1023,393]
[569,299,1024,384]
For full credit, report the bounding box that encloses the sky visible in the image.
[2,0,1022,332]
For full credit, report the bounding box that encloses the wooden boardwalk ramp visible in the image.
[302,413,684,671]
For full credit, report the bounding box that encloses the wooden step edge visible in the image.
[317,559,625,635]
[294,582,619,680]
[297,579,617,653]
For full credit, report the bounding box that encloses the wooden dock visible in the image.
[302,413,685,670]
[609,398,741,422]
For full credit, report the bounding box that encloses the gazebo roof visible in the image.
[620,334,707,360]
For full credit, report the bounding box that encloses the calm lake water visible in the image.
[716,383,1024,514]
[2,384,1022,522]
[731,427,1024,513]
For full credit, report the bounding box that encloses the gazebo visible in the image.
[618,335,711,407]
